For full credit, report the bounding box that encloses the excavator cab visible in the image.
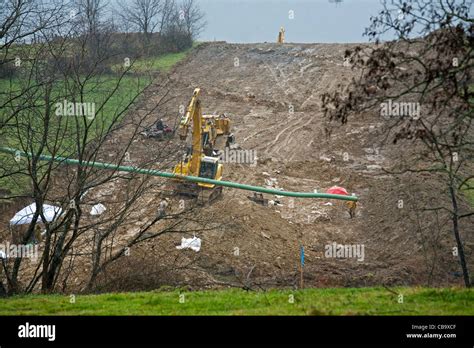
[199,156,219,180]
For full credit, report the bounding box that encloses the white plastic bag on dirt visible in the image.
[90,203,106,216]
[176,236,201,252]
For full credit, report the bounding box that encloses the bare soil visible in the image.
[96,42,472,291]
[3,42,472,292]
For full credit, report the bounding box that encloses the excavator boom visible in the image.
[178,88,203,176]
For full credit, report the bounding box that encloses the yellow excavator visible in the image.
[201,114,231,155]
[172,88,230,202]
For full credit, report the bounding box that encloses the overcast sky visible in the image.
[196,0,387,43]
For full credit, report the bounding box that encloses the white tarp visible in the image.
[176,236,201,252]
[90,203,106,216]
[9,203,62,226]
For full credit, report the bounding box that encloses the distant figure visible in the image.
[34,224,42,244]
[156,119,164,131]
[158,199,169,218]
[186,145,193,157]
[225,133,235,148]
[277,27,285,43]
[346,201,357,219]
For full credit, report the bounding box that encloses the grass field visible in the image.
[0,75,150,196]
[462,179,474,208]
[0,287,472,316]
[0,47,193,197]
[111,44,199,74]
[117,50,191,73]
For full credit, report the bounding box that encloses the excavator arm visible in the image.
[178,88,203,176]
[173,87,227,200]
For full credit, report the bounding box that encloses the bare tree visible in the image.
[72,0,115,64]
[158,0,176,34]
[159,0,205,52]
[74,0,109,35]
[0,0,69,127]
[179,0,206,41]
[0,0,214,295]
[117,0,163,40]
[322,0,473,286]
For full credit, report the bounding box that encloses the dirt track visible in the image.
[92,42,472,291]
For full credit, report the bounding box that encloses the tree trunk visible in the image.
[449,184,471,287]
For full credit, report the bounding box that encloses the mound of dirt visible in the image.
[30,42,473,292]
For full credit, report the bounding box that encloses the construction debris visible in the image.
[248,192,268,206]
[90,203,106,216]
[176,236,201,252]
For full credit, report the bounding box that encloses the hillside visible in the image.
[75,42,472,292]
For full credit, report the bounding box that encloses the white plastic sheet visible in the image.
[176,236,201,252]
[90,203,106,216]
[9,203,62,225]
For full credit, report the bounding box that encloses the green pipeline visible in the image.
[0,147,358,202]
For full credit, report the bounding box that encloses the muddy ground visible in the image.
[92,41,472,291]
[3,42,472,291]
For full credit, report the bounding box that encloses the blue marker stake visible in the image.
[300,246,305,267]
[300,245,304,289]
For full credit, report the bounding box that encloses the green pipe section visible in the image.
[0,147,358,201]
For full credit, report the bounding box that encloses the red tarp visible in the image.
[326,186,349,195]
